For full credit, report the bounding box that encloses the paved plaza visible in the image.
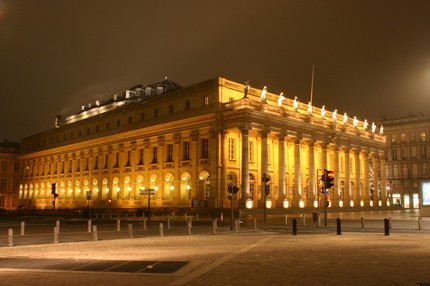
[0,210,429,286]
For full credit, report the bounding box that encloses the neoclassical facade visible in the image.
[18,77,387,210]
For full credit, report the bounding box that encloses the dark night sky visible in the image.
[1,0,430,142]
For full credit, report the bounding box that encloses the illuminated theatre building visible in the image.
[18,77,388,211]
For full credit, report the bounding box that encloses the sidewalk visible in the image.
[0,210,429,285]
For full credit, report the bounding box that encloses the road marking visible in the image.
[168,235,275,286]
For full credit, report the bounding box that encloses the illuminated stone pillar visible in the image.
[220,130,228,208]
[354,149,361,206]
[332,146,340,206]
[372,152,379,207]
[362,150,370,206]
[293,136,301,207]
[308,140,316,207]
[240,125,250,208]
[277,133,286,208]
[379,153,387,206]
[259,129,269,208]
[344,148,352,206]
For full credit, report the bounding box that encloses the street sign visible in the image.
[140,188,155,196]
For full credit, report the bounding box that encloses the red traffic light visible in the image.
[324,169,335,188]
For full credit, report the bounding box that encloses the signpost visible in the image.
[140,188,155,220]
[86,191,92,217]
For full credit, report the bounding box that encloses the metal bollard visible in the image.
[56,220,60,233]
[167,218,171,229]
[254,218,258,231]
[159,223,164,237]
[117,219,121,231]
[20,221,25,236]
[317,213,321,227]
[212,219,217,234]
[143,218,147,230]
[234,219,239,232]
[128,224,133,239]
[302,214,306,226]
[361,217,365,228]
[384,218,390,236]
[54,226,59,244]
[8,229,13,247]
[93,225,98,241]
[187,221,192,235]
[418,217,423,230]
[88,219,92,233]
[284,214,288,226]
[196,214,199,221]
[220,212,224,221]
[336,217,342,235]
[292,218,298,235]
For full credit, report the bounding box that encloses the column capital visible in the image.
[240,124,251,135]
[259,129,270,138]
[277,132,286,141]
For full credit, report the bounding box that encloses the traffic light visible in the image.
[262,173,271,196]
[228,184,240,194]
[324,169,335,189]
[51,183,59,198]
[265,184,271,196]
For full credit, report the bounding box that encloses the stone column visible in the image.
[293,136,301,207]
[344,148,351,207]
[220,130,229,208]
[372,152,379,206]
[308,140,316,207]
[332,146,340,207]
[354,149,361,207]
[240,125,250,208]
[362,150,370,206]
[259,129,269,208]
[379,153,387,206]
[277,133,286,208]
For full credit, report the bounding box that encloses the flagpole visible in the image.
[310,64,315,104]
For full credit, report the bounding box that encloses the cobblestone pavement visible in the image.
[0,210,429,286]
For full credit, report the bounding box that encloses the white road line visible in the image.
[168,235,275,286]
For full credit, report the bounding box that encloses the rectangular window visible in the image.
[228,138,235,160]
[125,150,131,167]
[2,162,7,172]
[249,141,254,162]
[412,163,418,177]
[152,146,158,164]
[420,131,426,141]
[201,138,209,159]
[401,146,407,159]
[422,162,428,176]
[204,96,209,106]
[167,144,173,162]
[422,145,428,158]
[393,164,399,179]
[128,116,132,124]
[411,132,416,142]
[183,141,190,160]
[138,149,144,165]
[402,163,408,177]
[411,146,417,159]
[400,133,406,142]
[391,134,397,143]
[141,113,145,121]
[391,148,398,160]
[0,179,6,190]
